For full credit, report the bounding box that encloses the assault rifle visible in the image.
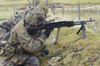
[28,18,95,39]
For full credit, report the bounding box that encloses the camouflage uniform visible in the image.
[0,28,7,41]
[0,22,10,41]
[0,15,22,41]
[0,7,47,66]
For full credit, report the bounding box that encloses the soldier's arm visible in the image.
[2,32,10,41]
[0,25,5,28]
[16,29,46,54]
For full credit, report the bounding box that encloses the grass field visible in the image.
[0,0,100,5]
[53,0,100,4]
[0,0,27,5]
[41,26,100,66]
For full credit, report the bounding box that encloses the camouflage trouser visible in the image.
[2,56,40,66]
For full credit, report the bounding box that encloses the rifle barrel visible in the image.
[28,19,95,30]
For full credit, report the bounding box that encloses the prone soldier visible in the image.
[0,11,23,41]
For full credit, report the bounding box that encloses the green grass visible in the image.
[41,27,100,66]
[0,6,25,22]
[0,7,14,18]
[0,0,100,5]
[0,0,100,20]
[0,0,27,5]
[53,0,100,4]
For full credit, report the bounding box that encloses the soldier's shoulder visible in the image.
[14,20,24,29]
[12,20,25,33]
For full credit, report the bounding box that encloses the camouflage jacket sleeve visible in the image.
[16,28,46,54]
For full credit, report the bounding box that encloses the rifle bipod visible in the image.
[44,35,82,59]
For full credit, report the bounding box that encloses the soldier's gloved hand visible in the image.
[43,29,52,38]
[41,49,49,57]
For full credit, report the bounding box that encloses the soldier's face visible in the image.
[25,25,38,35]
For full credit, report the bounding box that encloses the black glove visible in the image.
[43,29,52,38]
[41,45,49,57]
[41,49,49,57]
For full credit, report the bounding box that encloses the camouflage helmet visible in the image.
[24,6,46,27]
[38,4,48,15]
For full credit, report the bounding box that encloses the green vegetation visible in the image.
[0,7,14,18]
[53,0,100,4]
[0,0,27,5]
[0,0,100,5]
[41,26,100,66]
[0,6,25,19]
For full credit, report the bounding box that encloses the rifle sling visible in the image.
[45,36,82,58]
